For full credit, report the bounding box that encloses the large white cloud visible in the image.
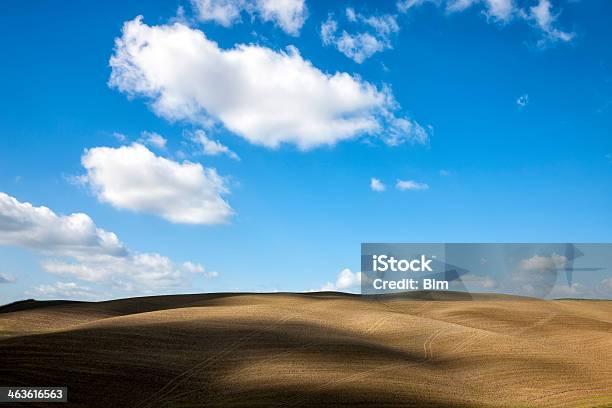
[81,143,232,225]
[190,0,307,35]
[0,192,126,258]
[109,17,428,150]
[0,192,215,295]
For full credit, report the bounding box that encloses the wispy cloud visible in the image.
[139,131,167,150]
[516,94,529,108]
[398,0,574,47]
[396,179,429,190]
[190,130,240,160]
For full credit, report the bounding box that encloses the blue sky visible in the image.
[0,0,611,303]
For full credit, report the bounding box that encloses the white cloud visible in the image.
[516,94,529,107]
[518,253,567,272]
[334,31,387,64]
[191,0,243,27]
[370,177,386,192]
[397,0,434,13]
[320,11,399,63]
[109,17,428,149]
[81,143,232,225]
[41,254,186,290]
[483,0,515,22]
[395,179,429,190]
[190,0,307,35]
[444,0,515,21]
[182,261,219,278]
[140,131,167,149]
[0,192,126,258]
[320,268,362,291]
[528,0,574,44]
[320,16,337,44]
[439,169,451,176]
[256,0,307,36]
[28,282,98,300]
[510,253,567,297]
[191,130,240,160]
[400,0,574,45]
[0,192,215,296]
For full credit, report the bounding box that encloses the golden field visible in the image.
[0,292,611,407]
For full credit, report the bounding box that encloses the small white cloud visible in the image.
[396,179,429,190]
[320,11,399,63]
[320,268,362,291]
[518,253,567,272]
[397,0,433,13]
[370,177,386,192]
[256,0,307,36]
[516,94,529,107]
[140,131,167,150]
[190,0,307,35]
[191,130,240,160]
[528,0,574,45]
[191,0,243,27]
[81,143,233,225]
[439,169,451,176]
[484,0,515,22]
[444,0,514,21]
[335,31,387,64]
[182,261,219,278]
[110,17,427,149]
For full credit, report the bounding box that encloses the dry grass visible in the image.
[0,292,611,407]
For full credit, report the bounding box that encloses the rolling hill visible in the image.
[1,292,611,407]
